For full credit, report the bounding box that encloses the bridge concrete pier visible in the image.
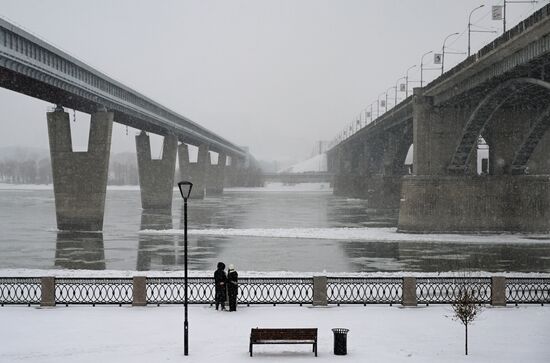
[207,153,226,195]
[178,144,209,199]
[225,156,244,187]
[365,175,402,210]
[398,175,550,233]
[135,132,177,210]
[47,108,113,231]
[329,128,407,209]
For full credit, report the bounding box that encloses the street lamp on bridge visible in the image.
[377,91,386,118]
[467,5,498,57]
[441,32,460,74]
[395,77,406,106]
[420,50,433,87]
[405,65,417,98]
[385,86,396,113]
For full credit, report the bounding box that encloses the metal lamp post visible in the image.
[385,86,396,112]
[420,51,433,87]
[178,181,193,356]
[395,77,406,106]
[441,32,460,74]
[503,1,537,33]
[377,92,386,117]
[405,65,417,98]
[468,5,485,57]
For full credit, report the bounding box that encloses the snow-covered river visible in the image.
[1,183,550,273]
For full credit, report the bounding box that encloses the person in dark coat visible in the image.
[227,264,238,311]
[214,262,227,310]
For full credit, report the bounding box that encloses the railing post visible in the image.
[132,276,147,306]
[491,276,506,306]
[402,277,417,306]
[313,276,327,306]
[40,276,56,307]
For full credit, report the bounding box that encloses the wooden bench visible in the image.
[249,328,318,357]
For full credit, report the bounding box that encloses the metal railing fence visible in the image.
[0,276,548,307]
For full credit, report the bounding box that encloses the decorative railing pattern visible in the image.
[0,276,548,306]
[0,277,41,306]
[147,277,212,304]
[506,278,550,305]
[147,277,313,305]
[327,277,402,305]
[238,278,313,305]
[55,278,133,305]
[417,277,492,304]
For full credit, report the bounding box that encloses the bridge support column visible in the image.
[398,175,550,233]
[47,108,113,231]
[412,89,470,175]
[207,153,226,195]
[135,132,177,209]
[182,144,209,199]
[332,144,359,197]
[365,175,402,210]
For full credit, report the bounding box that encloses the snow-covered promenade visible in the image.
[0,304,548,363]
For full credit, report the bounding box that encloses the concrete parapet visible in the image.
[402,277,417,306]
[136,132,177,210]
[313,276,328,306]
[132,276,147,306]
[40,276,56,307]
[47,110,113,231]
[491,276,507,306]
[398,175,550,233]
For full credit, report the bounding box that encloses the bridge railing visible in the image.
[1,276,548,307]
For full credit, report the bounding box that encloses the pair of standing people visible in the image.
[214,262,238,311]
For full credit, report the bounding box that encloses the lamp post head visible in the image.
[178,181,193,200]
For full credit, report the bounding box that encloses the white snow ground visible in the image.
[0,304,547,363]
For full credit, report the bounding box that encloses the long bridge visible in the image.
[327,5,550,233]
[0,17,250,231]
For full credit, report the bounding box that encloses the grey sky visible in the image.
[0,0,547,163]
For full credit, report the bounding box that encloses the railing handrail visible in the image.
[1,276,548,307]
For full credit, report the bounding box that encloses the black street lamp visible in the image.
[178,181,193,356]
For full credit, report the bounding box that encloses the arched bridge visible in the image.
[327,5,550,233]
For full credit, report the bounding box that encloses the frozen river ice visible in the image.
[1,183,550,273]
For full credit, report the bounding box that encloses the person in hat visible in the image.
[214,262,227,310]
[227,264,238,311]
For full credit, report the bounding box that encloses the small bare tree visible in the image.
[451,286,483,355]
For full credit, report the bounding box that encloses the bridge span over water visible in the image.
[0,18,251,231]
[327,6,550,233]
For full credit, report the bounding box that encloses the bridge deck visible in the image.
[0,17,245,157]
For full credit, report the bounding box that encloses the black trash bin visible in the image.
[332,328,349,355]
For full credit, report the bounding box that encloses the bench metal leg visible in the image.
[314,342,317,357]
[249,343,253,357]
